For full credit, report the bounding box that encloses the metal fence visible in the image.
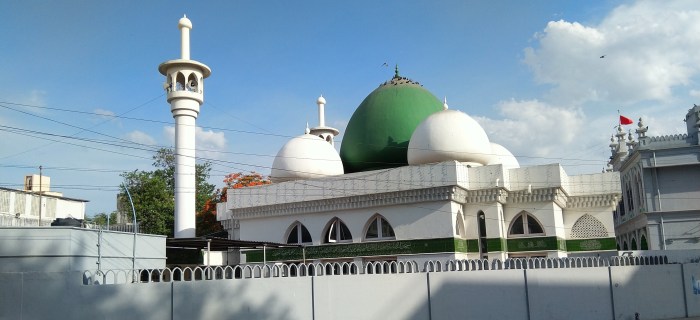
[83,223,140,233]
[82,255,670,285]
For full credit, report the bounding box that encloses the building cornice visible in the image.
[461,188,508,204]
[507,187,568,208]
[226,185,619,220]
[232,186,455,220]
[566,193,620,209]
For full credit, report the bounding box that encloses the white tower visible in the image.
[308,95,340,146]
[158,15,211,238]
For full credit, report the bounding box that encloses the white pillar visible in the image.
[172,100,198,238]
[317,96,326,127]
[179,16,192,60]
[159,15,211,238]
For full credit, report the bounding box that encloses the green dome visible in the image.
[340,74,443,173]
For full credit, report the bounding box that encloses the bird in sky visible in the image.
[600,55,606,58]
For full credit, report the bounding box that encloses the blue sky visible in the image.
[1,0,698,216]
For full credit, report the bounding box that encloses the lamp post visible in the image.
[121,182,138,281]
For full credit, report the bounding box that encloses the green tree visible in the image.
[119,148,215,237]
[89,211,119,226]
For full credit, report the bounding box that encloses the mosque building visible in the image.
[216,67,621,265]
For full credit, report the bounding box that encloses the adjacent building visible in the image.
[0,175,87,227]
[610,105,700,250]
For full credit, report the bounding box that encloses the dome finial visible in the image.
[394,64,400,78]
[443,97,449,110]
[305,122,310,134]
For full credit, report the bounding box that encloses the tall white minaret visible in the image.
[309,95,339,146]
[158,15,211,238]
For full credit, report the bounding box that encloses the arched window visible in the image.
[477,211,488,257]
[631,237,638,250]
[570,214,608,238]
[323,218,352,243]
[175,72,186,91]
[286,222,312,244]
[365,215,395,240]
[187,73,198,92]
[455,211,466,238]
[508,212,544,236]
[640,234,648,250]
[622,241,628,250]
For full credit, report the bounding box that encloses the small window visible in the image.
[509,212,545,236]
[324,218,352,243]
[286,222,312,244]
[365,215,395,240]
[455,212,466,238]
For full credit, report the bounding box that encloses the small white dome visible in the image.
[487,142,520,169]
[408,109,492,166]
[317,95,326,105]
[178,15,192,29]
[271,133,344,182]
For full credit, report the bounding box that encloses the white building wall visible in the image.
[238,200,456,245]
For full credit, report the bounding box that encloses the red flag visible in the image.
[620,115,634,125]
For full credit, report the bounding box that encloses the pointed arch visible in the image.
[631,237,638,250]
[364,214,395,241]
[285,221,312,244]
[508,211,544,236]
[455,211,466,238]
[570,214,608,238]
[175,72,186,91]
[186,73,198,92]
[323,217,352,243]
[640,234,648,250]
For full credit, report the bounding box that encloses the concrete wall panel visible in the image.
[0,273,23,320]
[173,277,313,320]
[611,265,685,320]
[429,270,528,320]
[77,281,172,320]
[314,273,430,320]
[683,263,700,317]
[527,267,613,320]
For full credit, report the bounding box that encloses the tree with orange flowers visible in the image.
[196,172,271,237]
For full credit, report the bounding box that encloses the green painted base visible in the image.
[244,236,618,263]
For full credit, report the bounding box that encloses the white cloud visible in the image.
[474,99,584,161]
[125,130,156,146]
[25,90,47,108]
[163,126,227,160]
[524,0,700,106]
[94,108,116,118]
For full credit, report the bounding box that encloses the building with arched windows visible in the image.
[217,70,621,264]
[609,105,700,251]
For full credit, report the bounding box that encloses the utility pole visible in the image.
[39,165,43,226]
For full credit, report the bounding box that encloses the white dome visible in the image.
[407,109,492,166]
[487,142,520,169]
[271,133,344,182]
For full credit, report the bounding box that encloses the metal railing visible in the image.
[83,255,670,285]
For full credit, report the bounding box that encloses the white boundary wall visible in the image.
[1,258,699,320]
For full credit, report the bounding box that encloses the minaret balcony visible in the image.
[166,90,204,104]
